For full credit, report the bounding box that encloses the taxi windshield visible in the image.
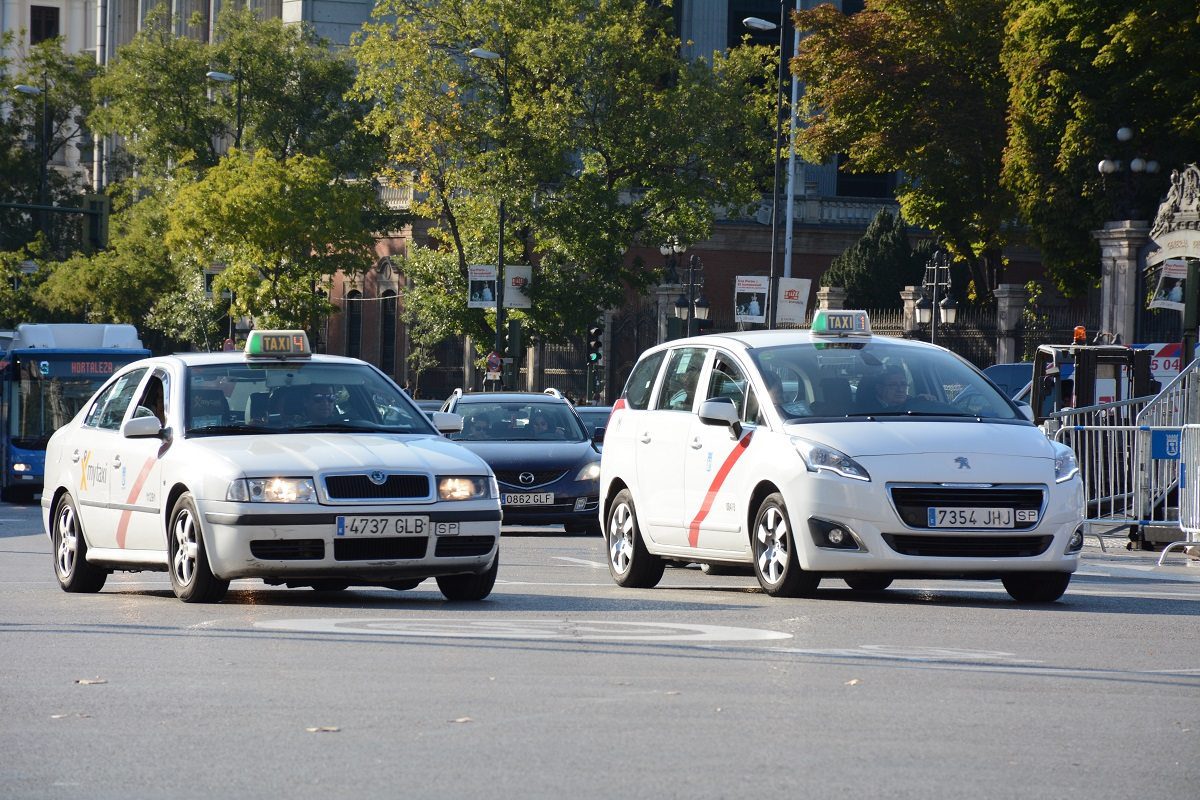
[751,339,1021,422]
[449,401,588,442]
[184,362,434,436]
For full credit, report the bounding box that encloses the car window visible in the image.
[85,368,148,431]
[450,400,587,442]
[132,369,170,426]
[654,348,707,412]
[705,355,760,424]
[622,350,666,410]
[183,362,434,435]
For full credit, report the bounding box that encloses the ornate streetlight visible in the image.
[1097,126,1160,220]
[914,250,957,347]
[673,254,710,337]
[658,237,686,283]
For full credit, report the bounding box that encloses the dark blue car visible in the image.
[441,391,602,534]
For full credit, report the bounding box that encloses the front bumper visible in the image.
[498,479,599,526]
[201,502,501,581]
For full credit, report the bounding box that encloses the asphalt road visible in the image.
[2,499,1198,799]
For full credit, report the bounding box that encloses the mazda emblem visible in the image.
[519,472,536,485]
[369,470,388,485]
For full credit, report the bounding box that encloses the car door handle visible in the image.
[71,449,81,462]
[640,433,651,443]
[690,438,703,450]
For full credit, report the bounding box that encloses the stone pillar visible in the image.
[1094,220,1151,346]
[655,283,683,345]
[900,286,922,336]
[463,336,475,390]
[527,340,543,392]
[816,286,846,310]
[994,283,1028,364]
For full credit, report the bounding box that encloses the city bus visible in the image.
[0,323,150,501]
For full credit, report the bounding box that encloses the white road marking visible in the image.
[255,618,793,642]
[552,556,607,569]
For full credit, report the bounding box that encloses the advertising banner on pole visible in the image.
[505,265,533,309]
[467,265,497,308]
[1149,258,1188,311]
[775,277,812,326]
[734,275,769,324]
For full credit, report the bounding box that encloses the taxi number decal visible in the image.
[687,431,754,547]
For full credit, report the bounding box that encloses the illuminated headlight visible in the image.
[11,463,31,473]
[1052,442,1079,483]
[438,476,489,501]
[791,437,871,482]
[574,461,600,481]
[226,478,317,503]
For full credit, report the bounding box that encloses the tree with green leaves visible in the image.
[1,35,99,256]
[0,242,52,328]
[165,150,378,331]
[1001,0,1200,296]
[792,0,1012,301]
[351,0,768,353]
[820,209,931,308]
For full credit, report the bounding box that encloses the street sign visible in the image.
[486,351,502,372]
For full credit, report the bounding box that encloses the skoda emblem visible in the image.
[369,470,388,485]
[519,472,536,485]
[955,457,971,470]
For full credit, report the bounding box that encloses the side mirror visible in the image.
[431,411,464,434]
[121,415,163,439]
[1013,400,1035,422]
[592,426,606,444]
[699,397,742,436]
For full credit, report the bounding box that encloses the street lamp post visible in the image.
[744,5,789,329]
[468,47,510,372]
[206,68,244,149]
[1097,127,1160,221]
[914,250,957,347]
[673,254,710,337]
[13,78,50,232]
[659,237,686,283]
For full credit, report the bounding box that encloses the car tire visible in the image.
[1001,572,1071,603]
[52,494,107,593]
[436,554,498,601]
[168,492,229,603]
[844,575,893,593]
[752,493,819,597]
[384,579,422,591]
[605,489,665,588]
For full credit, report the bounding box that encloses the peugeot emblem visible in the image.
[369,470,388,485]
[519,472,536,485]
[955,457,971,470]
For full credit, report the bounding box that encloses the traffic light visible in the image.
[587,324,604,364]
[502,318,522,358]
[81,194,109,252]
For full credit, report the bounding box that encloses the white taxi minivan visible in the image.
[598,311,1085,603]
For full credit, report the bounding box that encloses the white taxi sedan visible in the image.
[42,331,501,603]
[599,311,1085,603]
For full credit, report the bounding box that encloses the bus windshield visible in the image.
[6,353,147,449]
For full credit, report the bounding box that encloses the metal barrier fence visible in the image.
[1165,424,1200,565]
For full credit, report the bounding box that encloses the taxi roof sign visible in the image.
[811,309,872,337]
[245,330,312,358]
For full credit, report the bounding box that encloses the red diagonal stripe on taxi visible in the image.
[116,456,158,549]
[687,431,754,547]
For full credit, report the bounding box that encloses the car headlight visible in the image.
[11,462,30,473]
[791,437,871,482]
[1052,442,1079,483]
[574,461,600,481]
[438,476,490,501]
[226,478,317,503]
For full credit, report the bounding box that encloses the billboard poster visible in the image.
[734,275,770,323]
[775,277,812,326]
[1149,258,1188,311]
[505,265,532,309]
[467,265,497,308]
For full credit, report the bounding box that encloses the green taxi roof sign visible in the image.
[811,309,872,337]
[245,330,312,358]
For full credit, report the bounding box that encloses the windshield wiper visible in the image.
[188,424,275,436]
[845,410,982,419]
[286,423,391,433]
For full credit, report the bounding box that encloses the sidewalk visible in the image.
[1078,536,1200,582]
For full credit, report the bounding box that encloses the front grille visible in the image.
[495,470,568,488]
[889,487,1044,530]
[325,474,430,500]
[435,536,496,557]
[882,534,1053,558]
[333,536,428,561]
[250,539,325,560]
